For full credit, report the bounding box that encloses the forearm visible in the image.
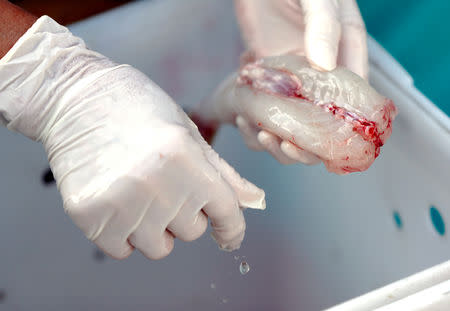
[0,0,37,58]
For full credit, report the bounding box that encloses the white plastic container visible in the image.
[0,1,449,310]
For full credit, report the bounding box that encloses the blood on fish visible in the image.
[289,137,303,150]
[238,65,396,159]
[341,166,361,173]
[238,65,309,101]
[323,103,382,155]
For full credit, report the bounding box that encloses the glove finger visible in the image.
[129,230,175,261]
[125,164,188,260]
[128,200,176,260]
[186,115,265,211]
[65,177,153,260]
[210,152,266,210]
[257,131,297,165]
[235,115,264,151]
[127,146,205,260]
[202,180,246,251]
[234,0,305,58]
[196,142,266,211]
[280,140,321,165]
[194,148,248,250]
[154,129,253,249]
[94,236,134,261]
[301,0,341,71]
[167,195,209,242]
[337,0,368,79]
[129,138,219,259]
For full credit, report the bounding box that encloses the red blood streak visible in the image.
[288,138,304,150]
[238,65,396,158]
[341,166,361,173]
[324,103,383,157]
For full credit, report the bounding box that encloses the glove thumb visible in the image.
[301,0,341,71]
[206,147,266,210]
[186,115,266,210]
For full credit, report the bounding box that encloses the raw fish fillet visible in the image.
[212,54,397,174]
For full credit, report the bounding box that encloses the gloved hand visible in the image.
[192,0,368,165]
[235,0,368,77]
[0,16,265,260]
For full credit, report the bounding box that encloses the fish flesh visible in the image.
[210,54,397,174]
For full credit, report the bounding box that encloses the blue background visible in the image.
[358,0,450,116]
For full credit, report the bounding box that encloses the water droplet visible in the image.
[239,261,250,275]
[234,255,239,260]
[210,283,216,289]
[222,298,228,304]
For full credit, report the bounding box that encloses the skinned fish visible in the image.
[212,54,397,174]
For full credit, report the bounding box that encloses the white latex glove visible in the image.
[235,0,368,77]
[0,16,265,260]
[219,0,368,165]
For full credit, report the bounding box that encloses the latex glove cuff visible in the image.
[0,16,122,141]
